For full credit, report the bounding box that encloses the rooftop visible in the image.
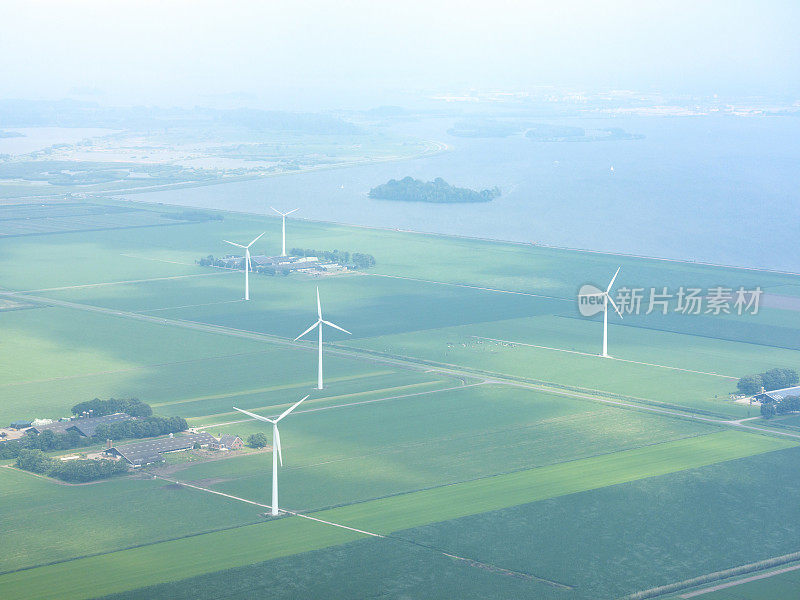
[106,432,217,466]
[30,413,133,437]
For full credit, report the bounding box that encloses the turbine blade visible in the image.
[224,240,246,248]
[270,207,281,215]
[247,231,266,247]
[316,287,322,319]
[285,208,299,216]
[606,266,621,293]
[606,294,624,319]
[275,395,310,422]
[294,320,320,341]
[322,320,351,335]
[232,406,275,424]
[274,426,282,467]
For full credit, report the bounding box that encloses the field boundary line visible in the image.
[17,271,227,293]
[680,562,800,597]
[8,289,795,439]
[472,336,738,379]
[364,272,571,302]
[620,550,800,599]
[203,381,486,427]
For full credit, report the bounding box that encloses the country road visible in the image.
[2,289,796,441]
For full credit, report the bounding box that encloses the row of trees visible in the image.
[94,416,187,440]
[16,449,128,483]
[737,368,799,396]
[290,248,376,270]
[71,397,152,418]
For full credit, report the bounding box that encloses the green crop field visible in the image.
[98,445,800,600]
[3,200,800,599]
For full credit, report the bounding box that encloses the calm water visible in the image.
[124,115,800,272]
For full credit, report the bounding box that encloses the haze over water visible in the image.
[126,114,800,273]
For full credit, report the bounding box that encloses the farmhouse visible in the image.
[29,413,133,437]
[211,434,244,450]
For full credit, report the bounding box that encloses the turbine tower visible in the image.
[223,232,265,300]
[233,395,309,516]
[271,208,299,257]
[294,287,351,389]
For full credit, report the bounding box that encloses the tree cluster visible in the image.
[290,248,376,269]
[94,416,188,441]
[368,176,500,204]
[197,255,237,268]
[737,368,799,396]
[247,432,268,449]
[0,429,91,460]
[760,396,800,419]
[71,397,152,418]
[0,399,186,460]
[15,449,128,482]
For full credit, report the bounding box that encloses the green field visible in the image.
[3,200,800,599]
[0,430,791,600]
[100,445,800,600]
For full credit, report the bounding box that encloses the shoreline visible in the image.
[116,194,800,278]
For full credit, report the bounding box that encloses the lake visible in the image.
[123,115,800,272]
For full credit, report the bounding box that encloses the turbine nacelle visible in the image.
[232,394,309,467]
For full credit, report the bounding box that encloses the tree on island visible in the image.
[368,177,500,204]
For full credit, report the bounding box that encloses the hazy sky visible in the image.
[1,0,798,109]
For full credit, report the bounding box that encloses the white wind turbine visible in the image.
[233,395,309,516]
[294,287,351,390]
[223,232,265,301]
[270,207,299,256]
[582,267,623,358]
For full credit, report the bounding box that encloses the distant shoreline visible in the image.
[115,194,800,278]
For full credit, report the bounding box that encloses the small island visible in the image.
[369,177,500,204]
[0,129,24,138]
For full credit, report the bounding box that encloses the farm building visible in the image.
[753,385,800,404]
[9,420,32,430]
[211,435,244,450]
[104,432,243,467]
[28,413,132,437]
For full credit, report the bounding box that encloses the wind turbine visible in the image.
[294,287,351,389]
[223,232,265,300]
[270,207,299,256]
[233,395,309,516]
[597,267,622,357]
[579,267,623,357]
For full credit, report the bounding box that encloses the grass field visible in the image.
[3,200,800,599]
[162,384,722,510]
[100,445,800,600]
[0,430,790,600]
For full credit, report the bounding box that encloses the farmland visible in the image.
[2,199,800,599]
